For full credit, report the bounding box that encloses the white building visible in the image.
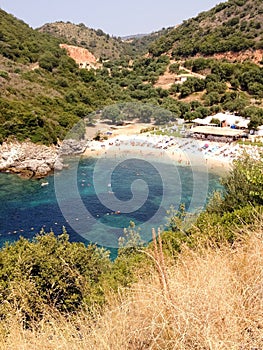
[192,113,250,129]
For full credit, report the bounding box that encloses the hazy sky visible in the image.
[0,0,224,37]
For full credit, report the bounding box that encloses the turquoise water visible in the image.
[0,156,223,255]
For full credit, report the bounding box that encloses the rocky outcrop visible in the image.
[0,140,89,178]
[58,139,88,156]
[0,141,61,178]
[59,44,100,69]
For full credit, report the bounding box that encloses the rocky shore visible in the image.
[0,139,88,179]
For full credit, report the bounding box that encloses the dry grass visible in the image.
[1,226,262,350]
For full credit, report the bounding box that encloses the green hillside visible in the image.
[0,9,66,64]
[149,0,263,57]
[38,21,171,59]
[122,27,173,57]
[1,2,263,146]
[38,22,126,60]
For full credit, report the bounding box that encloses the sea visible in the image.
[0,155,223,257]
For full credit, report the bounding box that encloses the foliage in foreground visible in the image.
[0,221,262,349]
[0,231,111,321]
[0,153,261,324]
[0,228,149,323]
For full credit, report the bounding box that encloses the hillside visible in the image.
[38,22,172,59]
[122,27,173,57]
[38,21,125,60]
[1,2,263,146]
[0,9,66,64]
[4,226,261,350]
[149,0,263,58]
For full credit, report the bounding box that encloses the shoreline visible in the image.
[0,132,261,179]
[81,134,238,176]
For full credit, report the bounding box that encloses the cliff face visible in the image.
[59,44,101,69]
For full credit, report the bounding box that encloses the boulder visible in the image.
[58,139,87,156]
[54,158,64,171]
[35,164,52,177]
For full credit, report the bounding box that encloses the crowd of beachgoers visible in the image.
[83,133,262,173]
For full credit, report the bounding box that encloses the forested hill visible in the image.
[0,9,68,64]
[38,22,126,60]
[149,0,263,57]
[1,3,263,146]
[0,10,173,144]
[38,22,171,59]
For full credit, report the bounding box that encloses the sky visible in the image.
[0,0,225,37]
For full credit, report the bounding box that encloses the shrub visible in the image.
[0,231,111,321]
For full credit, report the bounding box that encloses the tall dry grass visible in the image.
[1,225,262,350]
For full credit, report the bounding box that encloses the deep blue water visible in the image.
[0,156,223,256]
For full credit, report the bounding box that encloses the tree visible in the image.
[184,111,195,122]
[192,58,211,72]
[153,108,173,125]
[248,115,263,130]
[210,118,220,126]
[138,105,153,123]
[67,119,85,140]
[195,106,210,118]
[169,63,180,74]
[203,91,221,106]
[180,77,205,98]
[79,69,96,83]
[180,85,192,98]
[247,82,263,98]
[244,106,263,130]
[206,81,227,94]
[101,105,122,124]
[207,153,263,214]
[39,52,59,72]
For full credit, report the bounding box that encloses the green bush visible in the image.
[0,231,111,321]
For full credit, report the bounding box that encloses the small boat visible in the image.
[41,182,49,187]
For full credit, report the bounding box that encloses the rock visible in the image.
[59,44,100,69]
[17,160,42,172]
[35,164,52,177]
[9,167,34,179]
[58,139,87,156]
[54,158,64,171]
[19,169,35,179]
[0,139,89,178]
[0,140,61,178]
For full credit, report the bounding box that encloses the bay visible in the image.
[0,156,223,256]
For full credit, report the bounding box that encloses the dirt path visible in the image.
[154,63,206,90]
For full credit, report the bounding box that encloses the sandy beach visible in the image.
[82,134,247,176]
